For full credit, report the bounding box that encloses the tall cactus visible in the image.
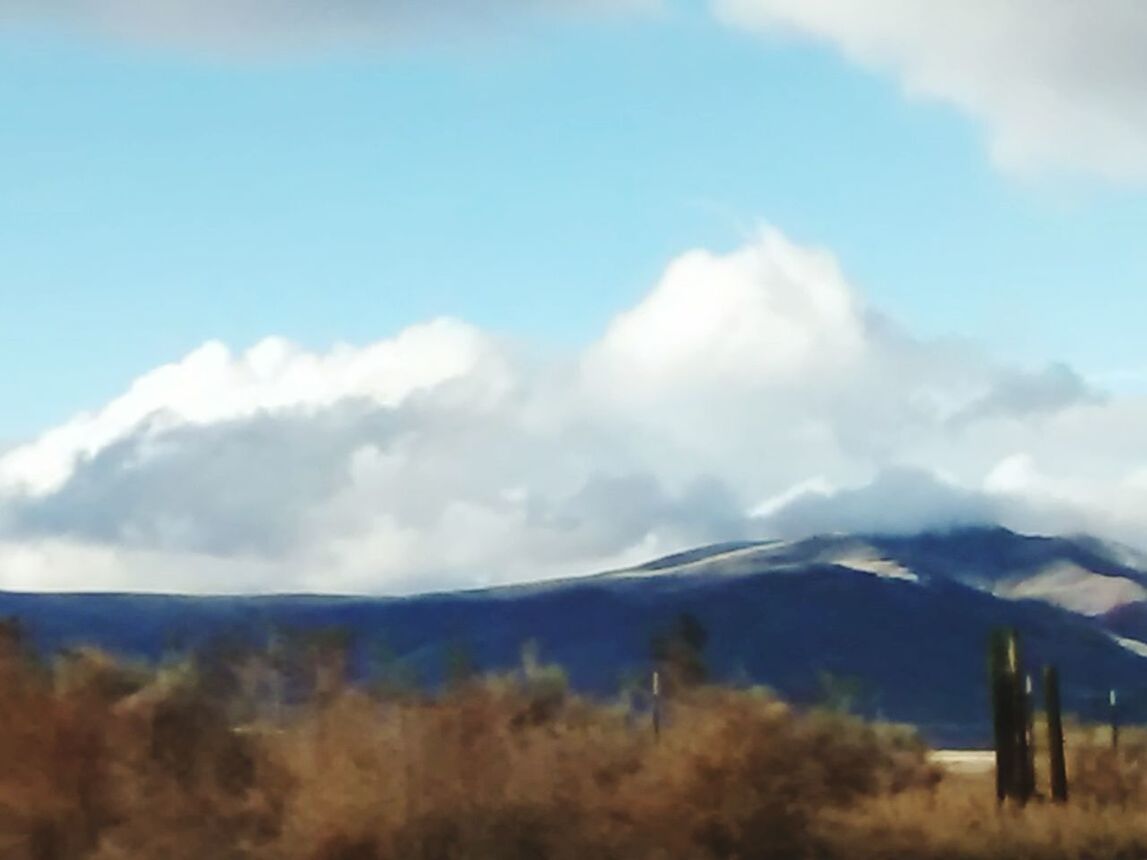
[1044,665,1068,803]
[1020,672,1036,800]
[989,628,1034,804]
[989,629,1015,803]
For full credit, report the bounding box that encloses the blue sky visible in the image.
[4,3,1147,438]
[5,1,1147,593]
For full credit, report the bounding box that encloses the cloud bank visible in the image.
[1,225,1143,594]
[0,0,653,53]
[714,0,1147,179]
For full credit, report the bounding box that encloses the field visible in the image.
[3,629,1147,859]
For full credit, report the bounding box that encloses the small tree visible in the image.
[513,640,568,726]
[366,637,420,700]
[651,611,709,693]
[444,638,477,689]
[305,626,355,705]
[817,671,866,715]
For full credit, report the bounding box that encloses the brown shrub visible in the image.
[17,639,1147,860]
[819,776,1147,860]
[1063,722,1147,808]
[0,651,114,858]
[246,679,938,860]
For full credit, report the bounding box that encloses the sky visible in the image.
[3,0,1147,593]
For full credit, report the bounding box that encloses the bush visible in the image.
[14,634,1147,860]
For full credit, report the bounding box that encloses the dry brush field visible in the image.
[2,630,1147,859]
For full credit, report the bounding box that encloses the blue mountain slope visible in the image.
[2,526,1147,747]
[868,527,1147,589]
[628,541,767,572]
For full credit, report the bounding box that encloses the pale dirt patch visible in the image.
[928,750,995,776]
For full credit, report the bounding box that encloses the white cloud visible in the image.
[714,0,1147,179]
[755,467,999,538]
[0,0,655,53]
[586,228,866,392]
[0,224,1142,594]
[0,318,502,496]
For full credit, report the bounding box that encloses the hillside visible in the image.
[4,526,1147,746]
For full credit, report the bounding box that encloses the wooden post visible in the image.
[1044,666,1068,803]
[1020,673,1036,802]
[652,669,661,741]
[1110,688,1120,751]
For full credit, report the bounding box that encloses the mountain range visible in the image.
[5,525,1147,746]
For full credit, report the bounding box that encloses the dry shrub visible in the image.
[19,635,1147,860]
[257,682,619,860]
[819,721,1147,860]
[608,689,938,860]
[0,649,113,859]
[254,679,937,860]
[87,668,292,860]
[1069,746,1147,808]
[0,645,289,859]
[1063,722,1147,808]
[819,776,1147,860]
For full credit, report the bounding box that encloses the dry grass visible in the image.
[819,776,1147,860]
[254,681,937,860]
[0,635,1146,859]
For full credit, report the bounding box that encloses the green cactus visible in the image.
[988,628,1033,804]
[1044,665,1068,803]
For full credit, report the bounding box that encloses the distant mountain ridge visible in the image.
[4,525,1147,746]
[630,526,1147,612]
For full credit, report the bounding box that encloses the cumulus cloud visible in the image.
[948,363,1103,429]
[3,225,1147,594]
[0,318,502,496]
[714,0,1147,179]
[756,467,1000,538]
[0,0,654,53]
[752,464,1108,545]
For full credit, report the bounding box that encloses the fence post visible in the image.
[1110,688,1119,751]
[652,669,661,741]
[1044,665,1068,803]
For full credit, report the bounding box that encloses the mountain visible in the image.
[3,526,1147,747]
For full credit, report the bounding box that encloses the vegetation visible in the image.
[1,621,1147,858]
[650,611,710,693]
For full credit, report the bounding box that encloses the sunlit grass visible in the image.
[0,635,1144,859]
